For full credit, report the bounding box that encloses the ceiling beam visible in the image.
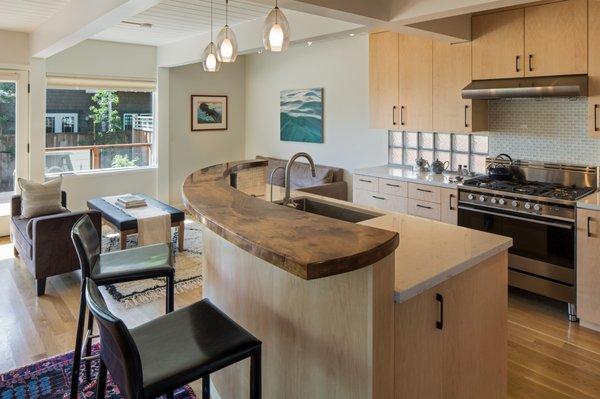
[29,0,162,58]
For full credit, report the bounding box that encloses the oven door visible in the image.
[458,203,575,302]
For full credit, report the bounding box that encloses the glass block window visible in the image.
[388,132,489,174]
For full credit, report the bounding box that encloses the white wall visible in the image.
[46,39,157,80]
[244,35,388,196]
[168,60,246,206]
[0,30,29,69]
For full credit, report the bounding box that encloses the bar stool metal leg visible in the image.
[95,359,107,399]
[250,347,261,399]
[202,375,210,399]
[166,273,174,313]
[84,309,94,381]
[69,280,88,399]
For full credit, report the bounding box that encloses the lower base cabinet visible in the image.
[353,175,458,224]
[395,251,508,398]
[577,208,600,330]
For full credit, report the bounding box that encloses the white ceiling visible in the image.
[0,0,71,32]
[93,0,273,46]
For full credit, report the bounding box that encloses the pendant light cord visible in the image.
[210,0,213,42]
[226,0,228,26]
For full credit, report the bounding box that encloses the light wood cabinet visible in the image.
[433,41,487,133]
[577,208,600,331]
[369,32,398,130]
[398,34,432,131]
[589,0,600,137]
[472,9,524,80]
[524,0,587,77]
[395,252,507,398]
[440,188,458,225]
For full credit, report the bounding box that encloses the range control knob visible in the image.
[511,200,519,208]
[479,195,486,202]
[533,204,542,212]
[491,197,498,204]
[498,199,506,205]
[524,202,532,210]
[468,194,475,200]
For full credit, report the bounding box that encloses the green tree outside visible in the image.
[88,90,125,145]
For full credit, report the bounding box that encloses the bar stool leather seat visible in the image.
[130,299,261,397]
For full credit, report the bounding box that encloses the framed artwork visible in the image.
[280,88,323,143]
[191,95,228,131]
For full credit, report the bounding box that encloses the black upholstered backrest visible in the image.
[71,215,100,279]
[85,279,144,399]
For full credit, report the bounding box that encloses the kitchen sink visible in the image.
[275,196,383,223]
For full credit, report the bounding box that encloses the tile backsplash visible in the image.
[488,97,599,166]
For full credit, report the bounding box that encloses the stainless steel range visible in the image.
[458,158,597,321]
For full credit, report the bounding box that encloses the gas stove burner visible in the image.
[512,185,537,195]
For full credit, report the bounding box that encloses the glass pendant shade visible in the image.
[216,25,238,62]
[262,6,290,52]
[202,42,221,72]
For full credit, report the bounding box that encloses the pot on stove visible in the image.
[487,153,514,180]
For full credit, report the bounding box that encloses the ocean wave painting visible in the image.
[280,88,323,143]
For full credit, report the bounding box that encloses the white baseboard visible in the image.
[580,319,600,332]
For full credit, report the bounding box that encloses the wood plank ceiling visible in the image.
[0,0,71,32]
[93,0,273,46]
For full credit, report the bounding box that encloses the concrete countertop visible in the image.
[577,191,600,211]
[354,165,467,189]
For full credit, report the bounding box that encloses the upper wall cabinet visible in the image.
[472,0,587,80]
[472,9,525,80]
[369,32,399,130]
[589,0,600,137]
[433,42,487,133]
[398,35,433,132]
[524,0,587,77]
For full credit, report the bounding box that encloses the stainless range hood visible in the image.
[461,74,588,100]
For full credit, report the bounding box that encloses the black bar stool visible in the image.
[85,278,262,399]
[69,215,175,399]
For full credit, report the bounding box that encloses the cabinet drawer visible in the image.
[353,175,379,192]
[354,189,407,213]
[408,199,441,220]
[408,183,441,203]
[379,178,408,197]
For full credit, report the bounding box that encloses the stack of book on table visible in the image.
[116,194,147,209]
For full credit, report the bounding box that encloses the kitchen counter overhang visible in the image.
[182,160,399,280]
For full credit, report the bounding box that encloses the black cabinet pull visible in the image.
[416,188,432,193]
[386,183,400,188]
[528,54,533,72]
[417,204,432,210]
[515,55,520,72]
[588,216,592,238]
[359,179,372,183]
[449,194,455,211]
[392,106,397,126]
[400,106,405,126]
[464,105,469,128]
[595,104,599,132]
[372,196,386,200]
[436,293,444,330]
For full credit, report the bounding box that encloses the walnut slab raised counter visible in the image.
[182,160,399,279]
[183,160,511,399]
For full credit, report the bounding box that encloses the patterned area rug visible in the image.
[0,344,197,398]
[102,221,203,308]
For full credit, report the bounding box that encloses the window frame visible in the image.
[45,112,78,133]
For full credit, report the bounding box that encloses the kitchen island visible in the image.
[182,159,512,399]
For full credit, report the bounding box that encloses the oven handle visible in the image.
[458,205,573,229]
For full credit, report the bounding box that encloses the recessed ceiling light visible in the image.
[258,50,263,54]
[306,41,313,46]
[349,33,355,37]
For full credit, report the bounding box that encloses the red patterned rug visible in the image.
[0,344,197,398]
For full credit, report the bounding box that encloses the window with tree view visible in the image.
[45,88,154,174]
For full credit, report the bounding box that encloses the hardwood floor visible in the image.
[1,235,600,398]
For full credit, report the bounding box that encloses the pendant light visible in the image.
[262,0,290,52]
[216,0,238,62]
[201,0,221,72]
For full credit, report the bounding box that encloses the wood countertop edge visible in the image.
[182,160,400,280]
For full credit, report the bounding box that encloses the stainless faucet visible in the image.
[269,166,285,202]
[283,152,316,206]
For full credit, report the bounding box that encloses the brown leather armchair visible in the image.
[10,191,102,295]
